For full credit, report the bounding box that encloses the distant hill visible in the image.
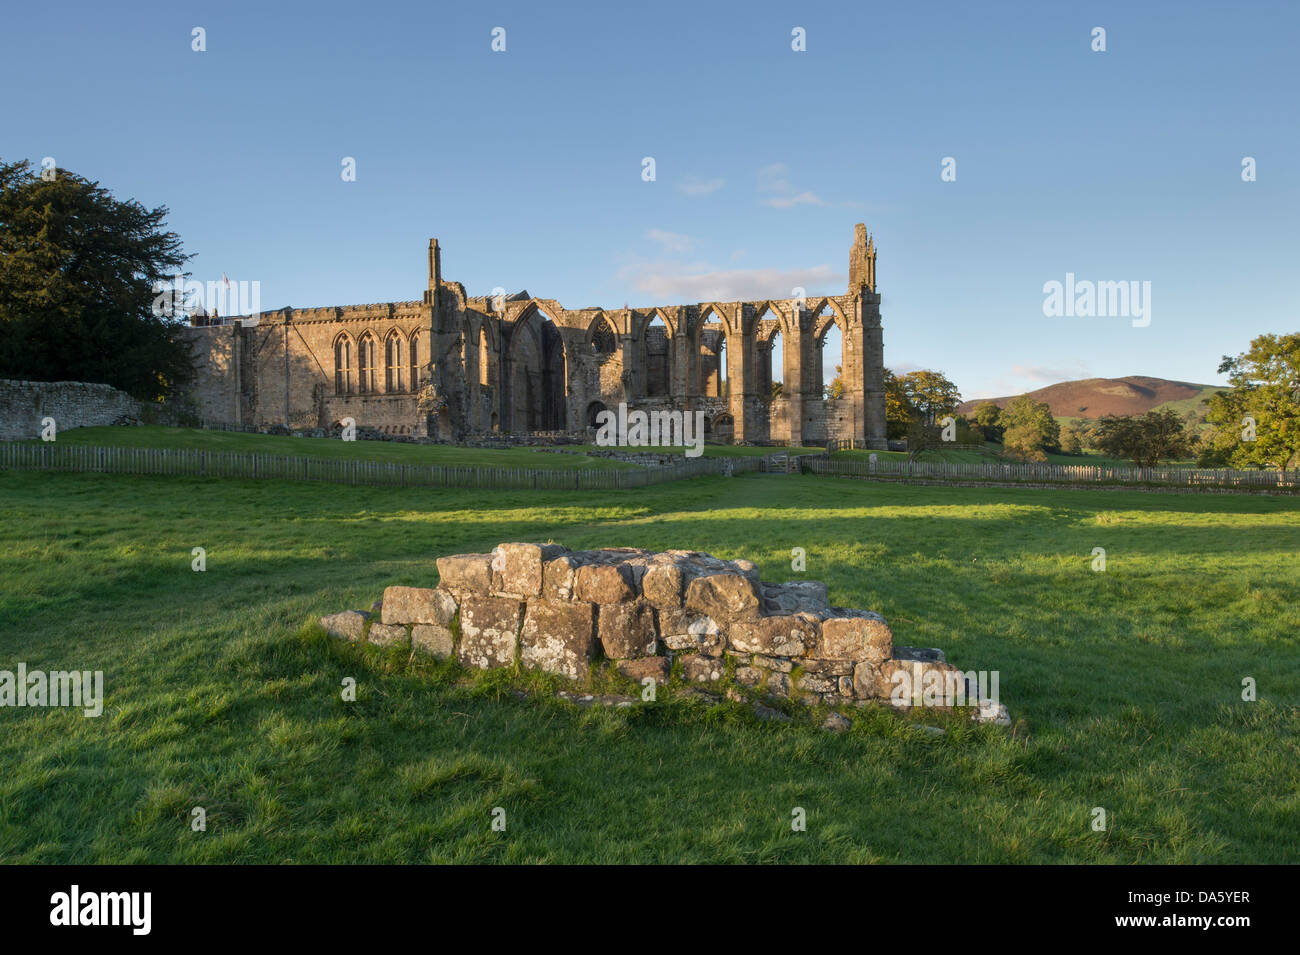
[958,376,1222,420]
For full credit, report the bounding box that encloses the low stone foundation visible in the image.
[320,543,1009,725]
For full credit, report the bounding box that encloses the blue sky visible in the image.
[3,0,1296,399]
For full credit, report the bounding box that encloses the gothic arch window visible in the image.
[643,313,670,396]
[701,309,727,397]
[334,334,354,395]
[385,331,405,393]
[590,316,616,354]
[408,332,420,392]
[358,332,379,394]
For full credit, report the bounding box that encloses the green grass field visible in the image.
[22,426,819,470]
[1,461,1297,863]
[22,426,639,470]
[837,445,1182,469]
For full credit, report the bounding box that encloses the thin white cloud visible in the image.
[1009,362,1092,384]
[645,229,695,255]
[617,260,841,303]
[676,176,726,196]
[763,190,828,209]
[756,163,834,208]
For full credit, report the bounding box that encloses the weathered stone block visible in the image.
[657,608,724,656]
[852,661,883,699]
[762,580,830,615]
[615,657,670,686]
[368,622,409,647]
[436,554,493,595]
[598,601,657,659]
[817,611,892,663]
[575,562,635,604]
[381,586,457,626]
[411,624,454,659]
[684,573,761,621]
[894,646,946,664]
[800,658,853,677]
[679,654,724,683]
[457,596,522,669]
[542,553,585,601]
[491,542,568,598]
[795,672,837,694]
[641,562,685,609]
[320,610,369,642]
[752,654,793,673]
[519,599,595,680]
[735,666,764,687]
[728,614,816,657]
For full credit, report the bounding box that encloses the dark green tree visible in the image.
[0,158,194,400]
[1094,409,1194,467]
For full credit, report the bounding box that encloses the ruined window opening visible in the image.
[385,332,404,393]
[358,333,378,394]
[334,335,353,395]
[590,316,616,355]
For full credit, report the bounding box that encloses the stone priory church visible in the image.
[183,223,887,448]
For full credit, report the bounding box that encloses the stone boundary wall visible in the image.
[0,379,140,441]
[320,543,1009,724]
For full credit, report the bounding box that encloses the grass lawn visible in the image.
[24,426,639,471]
[24,426,817,470]
[0,467,1296,863]
[836,445,1196,469]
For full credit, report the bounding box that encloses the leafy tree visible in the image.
[1202,333,1300,471]
[883,368,917,440]
[1000,395,1060,462]
[970,401,1004,442]
[770,380,783,400]
[0,158,193,400]
[825,364,844,399]
[1059,421,1085,455]
[1094,409,1194,467]
[901,369,961,424]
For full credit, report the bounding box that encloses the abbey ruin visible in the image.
[185,224,887,448]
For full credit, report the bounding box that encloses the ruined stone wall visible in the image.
[319,543,1009,724]
[0,379,141,441]
[188,225,888,448]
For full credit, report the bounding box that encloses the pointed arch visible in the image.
[384,329,406,393]
[357,332,379,393]
[506,304,566,431]
[698,307,728,398]
[809,298,848,341]
[333,333,354,395]
[641,311,671,396]
[588,314,617,354]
